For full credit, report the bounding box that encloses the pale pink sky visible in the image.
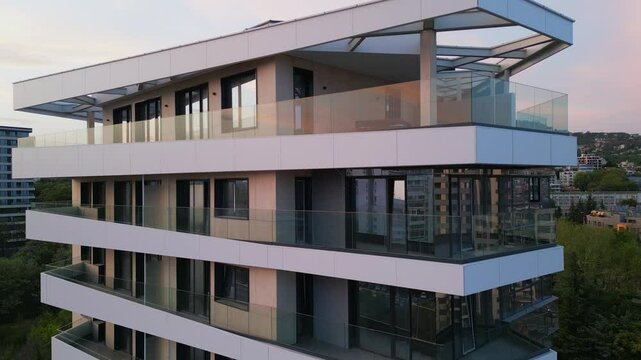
[0,0,639,134]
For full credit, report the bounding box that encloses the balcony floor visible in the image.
[462,335,540,360]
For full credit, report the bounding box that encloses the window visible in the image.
[176,84,208,115]
[113,106,131,125]
[214,179,249,219]
[135,97,161,121]
[215,263,249,310]
[114,325,132,354]
[221,70,257,130]
[529,177,541,202]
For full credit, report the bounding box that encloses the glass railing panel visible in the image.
[56,318,140,359]
[47,262,449,360]
[32,204,556,262]
[18,78,568,148]
[47,262,552,360]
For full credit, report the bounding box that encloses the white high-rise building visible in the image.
[12,1,575,359]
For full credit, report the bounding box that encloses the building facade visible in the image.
[577,154,606,172]
[551,191,641,215]
[0,125,34,248]
[12,1,575,359]
[586,210,641,238]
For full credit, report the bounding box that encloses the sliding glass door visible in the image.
[350,177,407,254]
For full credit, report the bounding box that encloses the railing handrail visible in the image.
[18,78,569,148]
[30,202,556,219]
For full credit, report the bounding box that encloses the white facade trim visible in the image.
[51,337,99,360]
[12,126,577,179]
[13,0,573,110]
[28,210,564,296]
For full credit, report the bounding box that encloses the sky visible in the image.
[0,0,639,135]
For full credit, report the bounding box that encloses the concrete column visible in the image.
[420,29,437,126]
[87,111,95,144]
[87,111,95,128]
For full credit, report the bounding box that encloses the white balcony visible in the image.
[28,208,563,296]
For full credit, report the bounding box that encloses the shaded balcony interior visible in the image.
[37,167,558,262]
[47,258,558,360]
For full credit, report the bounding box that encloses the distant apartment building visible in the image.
[0,125,34,245]
[577,154,606,172]
[549,175,561,193]
[619,161,636,175]
[558,168,577,188]
[552,192,641,214]
[586,210,641,237]
[12,1,574,359]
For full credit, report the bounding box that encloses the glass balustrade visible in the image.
[46,261,554,360]
[32,203,556,262]
[18,77,568,148]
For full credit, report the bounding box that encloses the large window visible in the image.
[113,105,131,125]
[221,70,257,130]
[214,179,249,219]
[176,84,209,115]
[215,263,249,310]
[135,97,161,121]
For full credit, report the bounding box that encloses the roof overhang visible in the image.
[13,0,573,121]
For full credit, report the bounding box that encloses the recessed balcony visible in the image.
[18,75,568,149]
[33,204,556,263]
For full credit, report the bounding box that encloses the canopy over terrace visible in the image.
[13,0,573,123]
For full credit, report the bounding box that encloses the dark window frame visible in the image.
[215,263,249,310]
[112,105,132,125]
[214,178,249,219]
[221,69,257,131]
[135,97,162,121]
[175,84,209,116]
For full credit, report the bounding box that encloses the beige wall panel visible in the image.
[72,244,81,261]
[105,249,114,289]
[105,322,114,349]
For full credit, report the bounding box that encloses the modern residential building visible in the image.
[0,125,34,249]
[12,1,575,359]
[551,191,641,215]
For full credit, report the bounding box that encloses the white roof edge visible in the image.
[13,0,389,85]
[13,0,573,111]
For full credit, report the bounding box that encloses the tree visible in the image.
[574,168,638,192]
[34,179,71,203]
[553,221,641,359]
[620,198,638,207]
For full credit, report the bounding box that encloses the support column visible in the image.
[420,29,437,126]
[87,111,95,144]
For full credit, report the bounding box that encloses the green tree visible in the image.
[34,179,71,203]
[574,168,638,192]
[554,221,641,359]
[26,310,70,360]
[620,198,638,207]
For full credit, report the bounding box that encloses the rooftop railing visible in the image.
[32,203,556,262]
[47,260,553,360]
[18,75,568,148]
